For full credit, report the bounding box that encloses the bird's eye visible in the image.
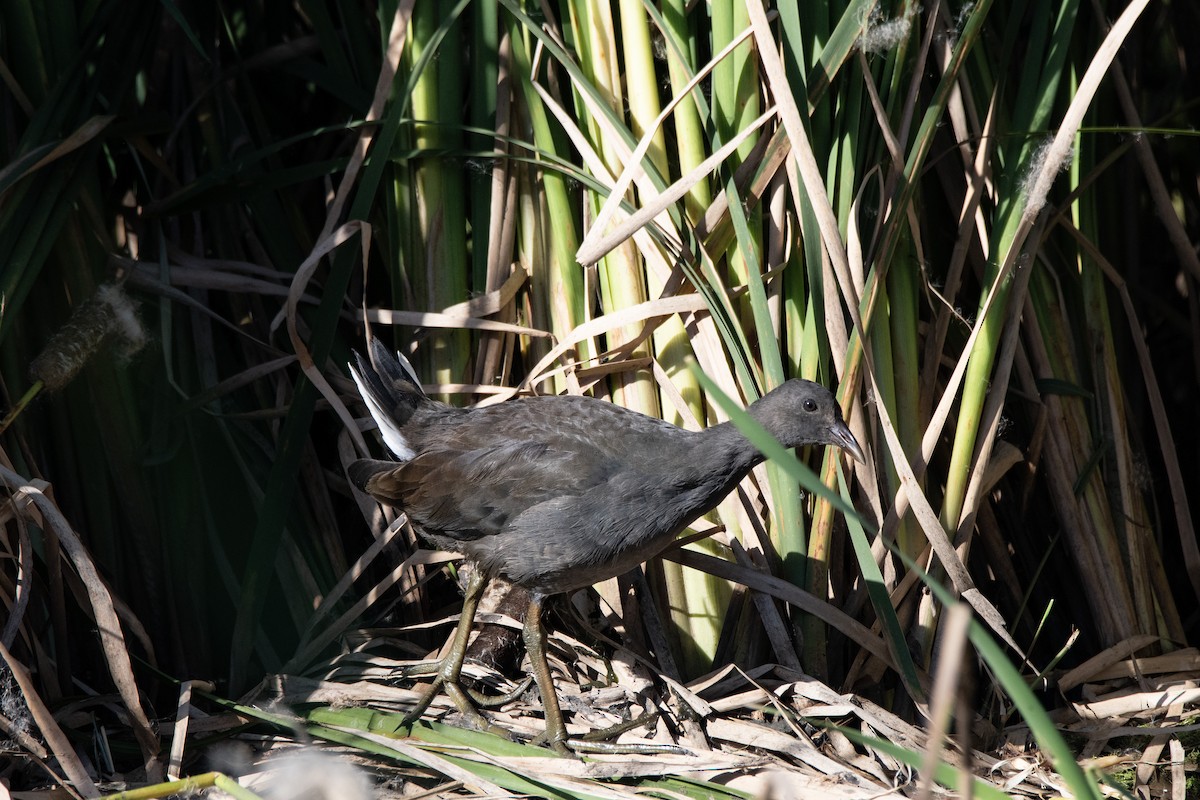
[803,399,818,412]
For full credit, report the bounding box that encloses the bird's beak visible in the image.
[828,420,866,464]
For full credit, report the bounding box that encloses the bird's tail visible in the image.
[348,338,427,460]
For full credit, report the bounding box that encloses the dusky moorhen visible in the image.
[348,339,864,752]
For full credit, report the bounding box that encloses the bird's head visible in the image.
[749,380,865,463]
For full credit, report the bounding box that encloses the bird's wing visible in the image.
[351,439,616,540]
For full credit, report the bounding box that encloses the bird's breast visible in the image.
[463,472,738,594]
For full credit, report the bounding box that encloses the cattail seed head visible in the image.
[29,283,147,391]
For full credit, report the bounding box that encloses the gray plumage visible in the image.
[348,338,864,593]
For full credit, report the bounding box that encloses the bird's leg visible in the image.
[522,592,571,755]
[401,568,499,734]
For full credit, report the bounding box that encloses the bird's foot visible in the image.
[525,728,685,756]
[578,709,661,742]
[527,727,572,756]
[546,711,689,756]
[398,666,528,741]
[441,680,513,738]
[568,738,688,755]
[394,664,529,708]
[396,674,513,740]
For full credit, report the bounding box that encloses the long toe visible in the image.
[391,659,442,680]
[400,675,444,726]
[398,669,511,738]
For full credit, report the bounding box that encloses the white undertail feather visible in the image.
[349,359,415,461]
[392,347,422,388]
